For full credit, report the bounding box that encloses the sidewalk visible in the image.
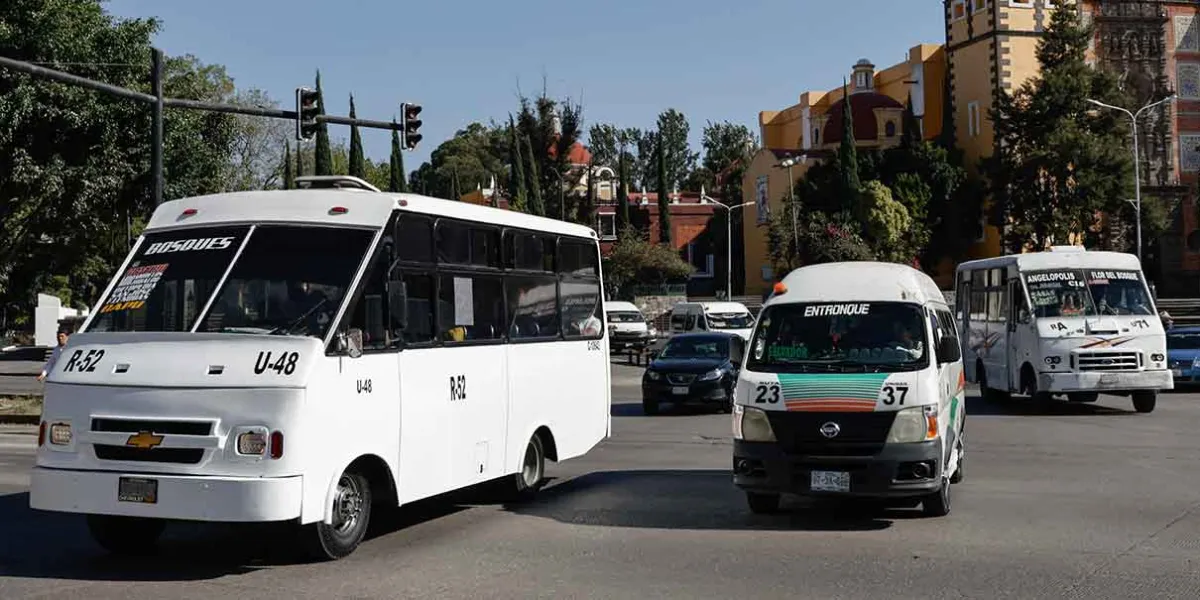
[0,361,42,377]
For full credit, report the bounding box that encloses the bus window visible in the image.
[394,269,435,344]
[395,215,434,264]
[507,231,555,272]
[507,276,559,339]
[438,274,503,343]
[1022,269,1095,318]
[747,302,929,371]
[1085,269,1154,316]
[561,278,603,339]
[559,240,599,277]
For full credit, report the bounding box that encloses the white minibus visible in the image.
[29,176,611,560]
[732,262,965,517]
[955,246,1171,412]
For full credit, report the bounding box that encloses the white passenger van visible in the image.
[29,176,611,560]
[955,246,1171,413]
[668,301,755,341]
[604,300,656,354]
[732,262,965,517]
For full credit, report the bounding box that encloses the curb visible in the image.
[0,415,40,425]
[0,373,40,378]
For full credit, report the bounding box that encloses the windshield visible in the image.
[607,311,645,323]
[659,336,730,360]
[748,302,928,373]
[1084,269,1154,316]
[1168,332,1200,350]
[89,225,375,340]
[1022,269,1095,318]
[707,311,753,330]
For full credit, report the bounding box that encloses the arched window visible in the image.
[885,121,897,137]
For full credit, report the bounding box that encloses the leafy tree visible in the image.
[981,2,1132,253]
[837,83,861,213]
[415,122,507,199]
[282,140,294,189]
[515,92,583,219]
[700,120,756,290]
[389,128,406,192]
[656,108,698,190]
[616,148,631,232]
[861,180,912,261]
[656,133,671,247]
[507,115,527,211]
[313,70,332,176]
[523,134,544,216]
[602,226,694,298]
[225,87,291,191]
[348,94,365,179]
[587,123,622,168]
[901,93,922,148]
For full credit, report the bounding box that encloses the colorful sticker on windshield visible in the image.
[803,303,870,317]
[1087,270,1138,284]
[98,263,168,313]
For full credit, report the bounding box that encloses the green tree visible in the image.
[701,120,756,290]
[860,180,913,262]
[508,115,527,211]
[837,82,861,212]
[348,94,365,179]
[616,148,631,232]
[656,133,671,247]
[981,2,1132,253]
[313,70,332,176]
[587,123,622,168]
[656,108,698,190]
[389,127,406,192]
[602,226,694,299]
[523,134,544,216]
[282,140,294,189]
[901,93,922,148]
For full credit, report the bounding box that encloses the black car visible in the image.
[642,332,745,415]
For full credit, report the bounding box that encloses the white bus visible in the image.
[955,246,1171,413]
[29,176,611,560]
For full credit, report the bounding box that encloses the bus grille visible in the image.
[1076,351,1140,372]
[89,417,214,465]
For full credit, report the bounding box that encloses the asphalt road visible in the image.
[0,361,43,396]
[3,362,1200,599]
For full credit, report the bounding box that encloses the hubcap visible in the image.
[332,475,363,534]
[522,442,541,486]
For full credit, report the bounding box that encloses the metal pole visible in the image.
[788,163,797,254]
[1131,113,1141,264]
[726,208,732,300]
[151,48,164,206]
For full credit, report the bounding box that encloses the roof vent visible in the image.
[294,175,381,193]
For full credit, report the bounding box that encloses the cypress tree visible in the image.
[901,92,922,148]
[838,80,861,211]
[523,134,545,216]
[313,71,333,176]
[348,94,365,178]
[389,127,406,192]
[508,115,528,211]
[451,167,461,201]
[616,148,631,232]
[282,140,294,189]
[656,133,672,247]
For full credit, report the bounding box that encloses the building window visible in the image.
[855,71,868,89]
[1180,134,1200,172]
[596,213,617,240]
[952,0,966,20]
[1178,15,1200,52]
[1179,63,1200,99]
[1009,1,1033,7]
[885,121,896,137]
[684,241,714,279]
[967,102,981,137]
[972,0,987,12]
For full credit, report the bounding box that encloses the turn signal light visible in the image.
[38,422,46,446]
[925,411,939,440]
[270,431,284,459]
[329,206,349,215]
[773,282,788,295]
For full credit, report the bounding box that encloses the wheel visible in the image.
[642,399,659,416]
[306,470,372,560]
[86,514,165,556]
[1132,391,1157,413]
[511,434,547,499]
[978,364,1010,402]
[746,491,781,514]
[1068,392,1099,403]
[922,475,951,517]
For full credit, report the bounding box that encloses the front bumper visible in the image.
[1038,369,1174,393]
[642,379,729,405]
[610,334,652,351]
[29,466,302,522]
[732,439,943,498]
[1169,363,1199,384]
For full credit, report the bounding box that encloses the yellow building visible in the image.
[740,44,947,296]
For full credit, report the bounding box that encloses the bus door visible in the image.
[1007,277,1034,390]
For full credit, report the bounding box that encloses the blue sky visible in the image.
[103,0,945,170]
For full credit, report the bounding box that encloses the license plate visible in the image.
[1173,368,1183,377]
[118,476,158,504]
[1099,374,1119,385]
[671,386,689,395]
[811,470,850,493]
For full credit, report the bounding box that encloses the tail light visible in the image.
[270,431,284,459]
[38,422,46,446]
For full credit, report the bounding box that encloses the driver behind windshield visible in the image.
[284,281,332,334]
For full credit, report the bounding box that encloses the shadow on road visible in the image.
[504,469,906,532]
[964,393,1136,417]
[0,489,473,579]
[611,402,727,418]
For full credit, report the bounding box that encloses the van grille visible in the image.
[91,418,213,436]
[89,417,214,465]
[1076,351,1140,372]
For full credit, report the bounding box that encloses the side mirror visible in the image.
[337,328,364,358]
[936,336,961,365]
[388,279,408,330]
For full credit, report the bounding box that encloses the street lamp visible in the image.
[1085,94,1176,264]
[701,193,754,300]
[777,155,806,254]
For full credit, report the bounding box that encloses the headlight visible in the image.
[733,405,776,442]
[49,422,72,446]
[1044,355,1062,366]
[699,368,722,382]
[233,426,269,456]
[886,405,939,444]
[645,371,662,381]
[1150,353,1164,362]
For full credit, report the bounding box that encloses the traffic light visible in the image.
[295,87,320,141]
[401,102,422,150]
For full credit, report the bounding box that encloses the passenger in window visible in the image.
[285,281,331,334]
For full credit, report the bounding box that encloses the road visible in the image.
[3,363,1200,599]
[0,361,43,397]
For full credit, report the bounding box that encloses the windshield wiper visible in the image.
[268,298,328,336]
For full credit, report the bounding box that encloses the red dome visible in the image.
[821,93,904,145]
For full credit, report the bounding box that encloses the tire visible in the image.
[746,491,781,515]
[510,434,547,499]
[949,430,965,484]
[1068,392,1099,403]
[979,364,1010,402]
[86,514,165,556]
[922,475,951,517]
[306,470,372,561]
[1132,391,1157,413]
[642,399,659,416]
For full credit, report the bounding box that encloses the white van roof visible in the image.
[700,302,751,314]
[604,301,642,313]
[770,261,946,307]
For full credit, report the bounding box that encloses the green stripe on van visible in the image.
[777,373,891,401]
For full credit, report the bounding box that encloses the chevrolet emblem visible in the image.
[125,431,164,449]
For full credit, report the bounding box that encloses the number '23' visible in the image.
[755,383,781,404]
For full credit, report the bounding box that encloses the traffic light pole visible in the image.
[0,51,415,206]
